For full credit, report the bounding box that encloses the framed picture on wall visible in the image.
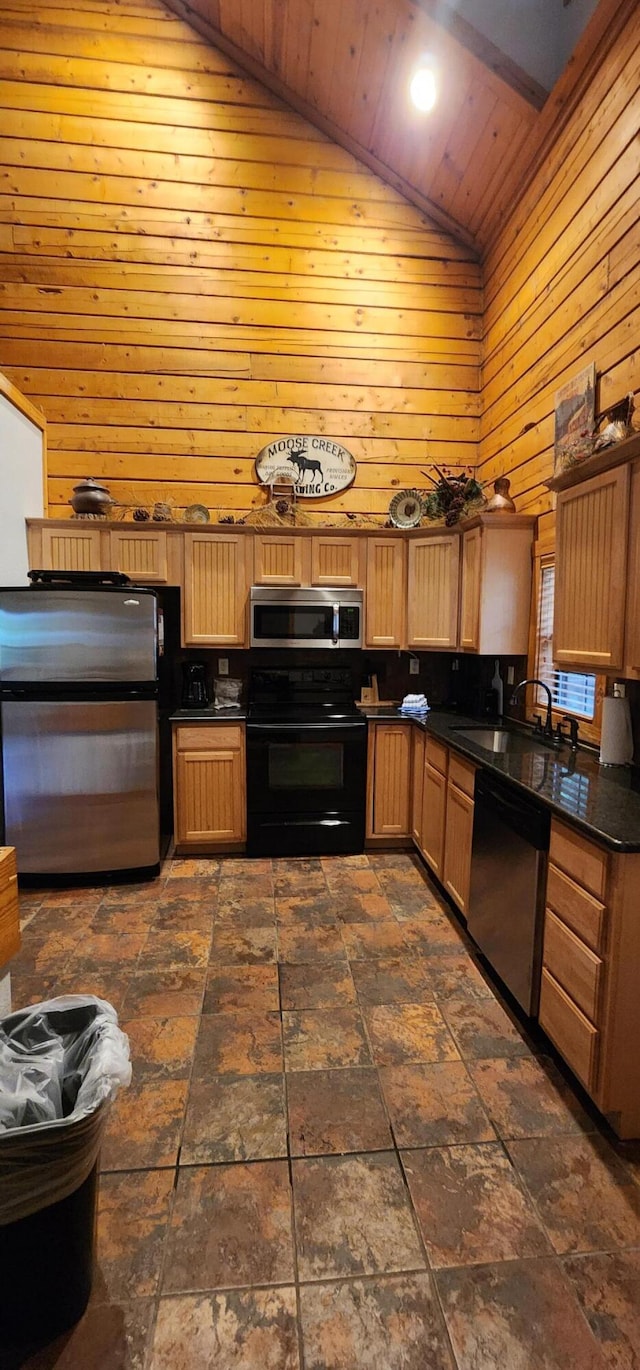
[553,363,596,475]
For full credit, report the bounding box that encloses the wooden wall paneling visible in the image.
[478,11,640,534]
[0,0,481,522]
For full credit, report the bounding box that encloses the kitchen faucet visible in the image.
[510,678,555,740]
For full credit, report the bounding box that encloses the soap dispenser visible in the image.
[491,660,504,718]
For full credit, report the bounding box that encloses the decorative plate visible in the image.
[184,503,210,524]
[388,489,424,528]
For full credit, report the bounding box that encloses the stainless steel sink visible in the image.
[450,726,544,753]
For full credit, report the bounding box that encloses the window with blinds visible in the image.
[535,560,596,720]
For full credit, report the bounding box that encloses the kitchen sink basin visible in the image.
[450,725,546,754]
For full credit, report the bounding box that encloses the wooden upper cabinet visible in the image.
[365,538,406,648]
[311,536,361,586]
[367,723,412,837]
[108,529,168,582]
[622,460,640,675]
[40,525,102,572]
[459,527,481,650]
[407,535,459,649]
[253,534,307,586]
[183,532,248,646]
[459,516,534,655]
[554,465,630,671]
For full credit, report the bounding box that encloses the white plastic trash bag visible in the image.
[0,995,131,1226]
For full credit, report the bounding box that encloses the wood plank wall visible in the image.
[478,8,640,544]
[0,0,481,522]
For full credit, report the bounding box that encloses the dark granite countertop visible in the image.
[170,707,247,723]
[364,705,640,853]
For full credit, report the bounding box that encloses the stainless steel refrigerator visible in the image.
[0,579,167,877]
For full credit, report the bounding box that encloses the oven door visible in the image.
[246,721,367,855]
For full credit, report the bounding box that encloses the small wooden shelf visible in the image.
[545,430,640,492]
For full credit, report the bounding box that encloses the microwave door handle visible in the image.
[332,603,340,645]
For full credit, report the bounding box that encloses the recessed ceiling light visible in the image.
[410,63,437,112]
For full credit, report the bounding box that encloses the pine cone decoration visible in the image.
[133,507,150,522]
[219,514,234,524]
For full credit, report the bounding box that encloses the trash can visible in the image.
[0,996,131,1357]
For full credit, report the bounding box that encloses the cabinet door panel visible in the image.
[459,527,482,650]
[40,526,102,572]
[311,536,361,586]
[365,539,405,647]
[554,466,629,670]
[183,533,247,645]
[539,968,599,1092]
[175,749,245,844]
[543,909,603,1023]
[407,536,459,649]
[443,781,474,913]
[254,535,307,585]
[109,530,168,583]
[421,761,447,876]
[411,729,425,845]
[369,724,411,836]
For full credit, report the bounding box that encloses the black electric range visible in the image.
[246,668,367,856]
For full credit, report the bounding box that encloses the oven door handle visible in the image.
[332,603,340,645]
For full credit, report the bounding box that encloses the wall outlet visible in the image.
[409,657,420,675]
[507,665,515,685]
[218,658,229,676]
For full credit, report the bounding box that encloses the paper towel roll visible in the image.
[599,695,634,766]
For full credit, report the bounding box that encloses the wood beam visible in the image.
[163,0,480,257]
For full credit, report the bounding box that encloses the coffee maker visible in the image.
[181,661,209,709]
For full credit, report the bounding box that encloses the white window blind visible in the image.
[535,562,596,720]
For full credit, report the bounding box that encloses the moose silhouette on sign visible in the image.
[286,445,322,484]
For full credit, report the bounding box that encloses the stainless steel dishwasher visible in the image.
[467,771,550,1015]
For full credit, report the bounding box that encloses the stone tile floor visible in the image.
[8,852,640,1370]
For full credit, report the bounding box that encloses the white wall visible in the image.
[0,394,45,585]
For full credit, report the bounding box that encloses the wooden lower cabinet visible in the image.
[540,818,640,1138]
[443,777,475,914]
[0,847,20,965]
[367,723,412,838]
[420,761,447,877]
[410,729,425,845]
[173,724,246,849]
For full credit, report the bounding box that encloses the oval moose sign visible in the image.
[255,435,356,499]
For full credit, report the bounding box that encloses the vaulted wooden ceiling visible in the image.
[164,0,615,255]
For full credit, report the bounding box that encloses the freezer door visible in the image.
[0,590,157,683]
[2,699,159,874]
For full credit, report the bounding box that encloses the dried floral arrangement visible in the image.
[421,466,485,525]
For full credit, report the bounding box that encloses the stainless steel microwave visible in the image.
[250,586,363,649]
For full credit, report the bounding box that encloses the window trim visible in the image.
[527,537,605,745]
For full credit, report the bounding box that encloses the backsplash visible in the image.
[175,647,529,717]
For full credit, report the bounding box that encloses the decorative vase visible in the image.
[485,477,516,512]
[69,478,114,516]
